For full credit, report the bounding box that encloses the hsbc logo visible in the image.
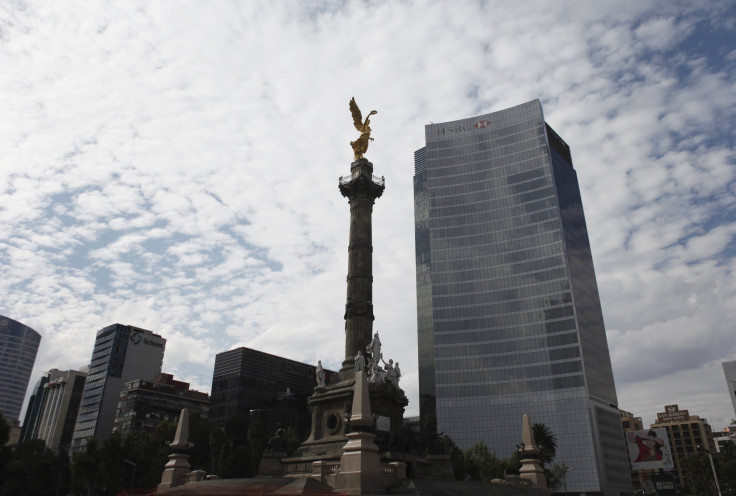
[435,120,491,136]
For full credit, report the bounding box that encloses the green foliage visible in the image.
[464,441,504,482]
[532,422,557,466]
[549,461,571,490]
[422,414,438,435]
[1,439,70,496]
[681,453,715,496]
[442,434,465,480]
[503,447,522,475]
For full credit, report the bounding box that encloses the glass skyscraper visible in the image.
[0,315,41,424]
[70,323,165,452]
[414,100,630,495]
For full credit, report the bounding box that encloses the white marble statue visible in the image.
[369,357,385,383]
[316,360,326,387]
[384,359,398,387]
[354,350,366,375]
[366,332,382,366]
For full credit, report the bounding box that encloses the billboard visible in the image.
[626,428,675,471]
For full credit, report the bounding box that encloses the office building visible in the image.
[210,347,333,436]
[113,373,209,435]
[70,324,165,452]
[0,316,42,424]
[712,428,735,453]
[21,368,87,453]
[650,404,714,491]
[19,371,51,443]
[723,360,736,418]
[414,100,630,495]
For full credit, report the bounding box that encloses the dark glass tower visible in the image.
[414,100,630,495]
[0,316,41,424]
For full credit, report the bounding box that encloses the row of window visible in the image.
[431,207,558,240]
[433,245,564,273]
[433,317,578,343]
[428,144,548,177]
[427,159,549,199]
[436,337,581,361]
[436,360,583,385]
[436,374,586,396]
[435,304,576,328]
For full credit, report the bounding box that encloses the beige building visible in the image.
[650,404,714,491]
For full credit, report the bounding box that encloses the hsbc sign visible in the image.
[434,120,490,137]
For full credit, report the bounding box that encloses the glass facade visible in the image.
[0,315,41,423]
[414,100,630,495]
[71,324,165,452]
[210,347,335,437]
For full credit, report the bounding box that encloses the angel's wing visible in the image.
[350,97,363,131]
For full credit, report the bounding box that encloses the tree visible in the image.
[442,434,465,480]
[549,461,571,491]
[532,423,557,466]
[1,439,70,496]
[464,441,504,482]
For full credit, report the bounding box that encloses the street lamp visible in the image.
[564,467,574,496]
[123,459,136,492]
[696,445,721,496]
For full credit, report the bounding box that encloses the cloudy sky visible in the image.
[2,1,735,431]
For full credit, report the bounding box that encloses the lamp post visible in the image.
[563,467,574,496]
[123,459,136,492]
[696,445,721,496]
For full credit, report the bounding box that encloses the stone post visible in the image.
[518,413,548,490]
[158,409,192,491]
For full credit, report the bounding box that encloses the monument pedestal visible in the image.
[335,431,383,495]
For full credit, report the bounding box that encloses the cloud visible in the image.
[1,0,735,432]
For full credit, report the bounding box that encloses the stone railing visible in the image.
[338,174,385,187]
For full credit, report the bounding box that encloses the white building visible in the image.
[70,324,165,453]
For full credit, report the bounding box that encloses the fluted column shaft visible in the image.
[339,159,384,376]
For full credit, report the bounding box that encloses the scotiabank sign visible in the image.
[656,404,689,422]
[129,331,164,349]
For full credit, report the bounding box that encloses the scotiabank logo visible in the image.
[130,332,164,348]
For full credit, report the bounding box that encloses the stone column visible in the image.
[338,158,384,378]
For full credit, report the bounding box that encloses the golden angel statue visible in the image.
[349,97,377,160]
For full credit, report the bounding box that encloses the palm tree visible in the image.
[533,423,557,466]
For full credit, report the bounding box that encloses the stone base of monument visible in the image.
[157,451,191,491]
[517,413,549,492]
[258,450,287,476]
[334,430,383,495]
[519,457,548,490]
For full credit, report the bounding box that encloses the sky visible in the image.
[2,1,735,432]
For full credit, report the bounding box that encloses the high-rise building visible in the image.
[723,360,736,418]
[650,404,714,491]
[113,372,209,435]
[70,324,165,453]
[20,368,88,453]
[19,371,51,443]
[414,100,630,495]
[0,315,42,424]
[210,347,333,435]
